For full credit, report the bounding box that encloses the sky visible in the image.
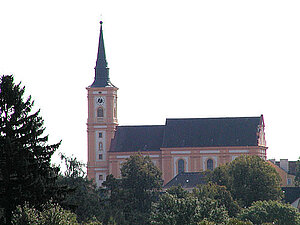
[0,0,299,165]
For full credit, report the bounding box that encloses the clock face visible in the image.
[96,97,105,105]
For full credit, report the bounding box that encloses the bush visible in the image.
[12,202,79,225]
[12,203,41,225]
[226,218,253,225]
[40,202,78,225]
[239,200,300,225]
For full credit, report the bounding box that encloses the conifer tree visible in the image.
[0,75,61,224]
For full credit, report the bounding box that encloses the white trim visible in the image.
[94,125,107,128]
[229,150,249,153]
[145,155,160,158]
[95,168,107,171]
[116,155,130,159]
[173,156,189,176]
[200,150,220,154]
[202,156,218,170]
[171,151,191,154]
[95,132,106,162]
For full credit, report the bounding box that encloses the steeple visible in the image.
[90,21,115,87]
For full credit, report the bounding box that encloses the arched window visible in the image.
[207,159,213,171]
[97,107,104,118]
[99,142,103,151]
[178,159,185,174]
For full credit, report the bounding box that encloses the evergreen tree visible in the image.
[0,75,61,224]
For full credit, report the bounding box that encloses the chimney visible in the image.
[280,159,289,172]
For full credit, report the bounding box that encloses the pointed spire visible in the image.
[90,21,115,87]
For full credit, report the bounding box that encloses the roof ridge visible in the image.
[117,125,164,128]
[166,116,261,121]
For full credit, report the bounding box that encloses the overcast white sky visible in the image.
[1,0,299,164]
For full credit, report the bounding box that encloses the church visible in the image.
[86,22,268,186]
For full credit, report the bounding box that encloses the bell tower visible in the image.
[86,21,118,186]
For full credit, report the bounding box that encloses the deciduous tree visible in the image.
[192,182,240,217]
[150,192,229,225]
[12,201,81,225]
[103,153,163,225]
[209,155,282,207]
[238,200,300,225]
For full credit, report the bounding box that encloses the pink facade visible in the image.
[86,86,118,186]
[108,146,267,185]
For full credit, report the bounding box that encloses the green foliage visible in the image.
[121,154,162,224]
[101,175,126,224]
[40,202,78,225]
[208,166,230,187]
[226,218,253,225]
[150,193,201,225]
[83,217,103,225]
[0,75,62,224]
[195,218,254,225]
[166,185,189,198]
[197,197,229,224]
[12,201,78,225]
[11,203,41,225]
[57,154,106,223]
[238,200,300,225]
[209,155,282,207]
[150,192,229,225]
[121,153,163,192]
[57,176,105,223]
[192,182,240,217]
[103,153,163,225]
[196,220,216,225]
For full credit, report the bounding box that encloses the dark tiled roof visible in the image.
[162,117,262,148]
[163,172,207,189]
[110,116,263,152]
[110,125,165,152]
[282,187,300,204]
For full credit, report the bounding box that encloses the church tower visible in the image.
[86,21,118,186]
